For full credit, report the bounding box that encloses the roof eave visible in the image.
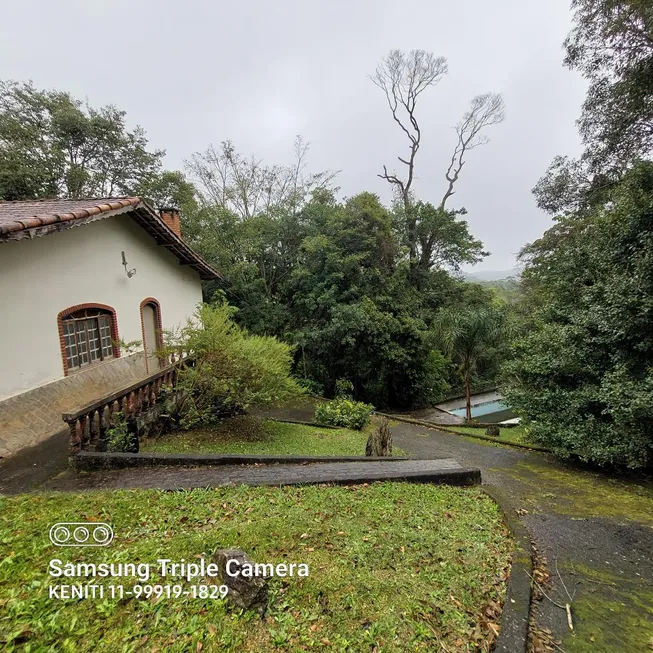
[131,203,220,280]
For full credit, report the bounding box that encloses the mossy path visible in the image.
[392,422,653,653]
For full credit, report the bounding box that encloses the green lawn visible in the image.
[0,483,511,652]
[439,424,544,448]
[141,416,405,457]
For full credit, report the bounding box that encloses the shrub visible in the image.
[315,398,374,430]
[163,301,304,429]
[296,377,324,396]
[335,378,354,398]
[106,412,133,452]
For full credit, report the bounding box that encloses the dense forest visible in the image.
[2,0,653,468]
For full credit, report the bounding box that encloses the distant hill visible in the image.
[463,269,520,282]
[474,276,522,303]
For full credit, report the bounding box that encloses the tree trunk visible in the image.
[465,372,472,423]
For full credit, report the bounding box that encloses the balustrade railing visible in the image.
[62,360,185,454]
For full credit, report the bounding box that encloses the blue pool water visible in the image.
[450,400,512,421]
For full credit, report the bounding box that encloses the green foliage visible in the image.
[505,163,653,468]
[295,377,324,396]
[315,398,374,430]
[106,412,131,453]
[185,179,490,409]
[179,133,510,410]
[565,0,653,173]
[534,1,653,215]
[406,202,488,282]
[138,169,199,213]
[164,300,303,429]
[475,277,522,305]
[0,80,165,200]
[434,307,509,420]
[334,378,354,398]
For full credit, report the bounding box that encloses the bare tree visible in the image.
[371,49,505,279]
[440,93,505,209]
[371,49,448,216]
[185,136,338,219]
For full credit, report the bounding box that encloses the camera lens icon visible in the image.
[49,522,113,547]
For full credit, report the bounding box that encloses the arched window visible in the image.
[58,304,119,374]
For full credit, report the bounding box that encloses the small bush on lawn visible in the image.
[315,397,374,430]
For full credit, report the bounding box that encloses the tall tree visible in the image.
[137,170,199,213]
[567,0,653,172]
[371,50,504,282]
[0,81,164,200]
[186,136,338,219]
[287,191,450,407]
[534,1,653,214]
[434,308,506,422]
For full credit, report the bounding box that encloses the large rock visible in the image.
[212,548,268,614]
[485,425,500,437]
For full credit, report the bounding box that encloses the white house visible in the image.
[0,197,218,458]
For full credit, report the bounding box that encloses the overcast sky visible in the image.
[0,0,586,272]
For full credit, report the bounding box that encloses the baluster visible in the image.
[90,410,101,447]
[79,415,90,449]
[70,420,82,454]
[120,395,129,419]
[101,404,111,438]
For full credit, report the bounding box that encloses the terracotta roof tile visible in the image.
[0,197,219,280]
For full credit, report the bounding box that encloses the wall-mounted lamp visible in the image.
[121,251,136,278]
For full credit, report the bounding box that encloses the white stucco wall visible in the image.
[0,215,204,400]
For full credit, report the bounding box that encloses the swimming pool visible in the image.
[450,400,515,423]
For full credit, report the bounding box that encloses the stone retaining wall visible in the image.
[0,352,148,458]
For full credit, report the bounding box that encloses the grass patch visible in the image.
[558,563,653,652]
[0,483,511,651]
[141,416,405,457]
[496,460,653,525]
[438,425,547,449]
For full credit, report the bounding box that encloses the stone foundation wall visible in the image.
[0,353,148,458]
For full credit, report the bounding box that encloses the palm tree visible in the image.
[434,308,506,422]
